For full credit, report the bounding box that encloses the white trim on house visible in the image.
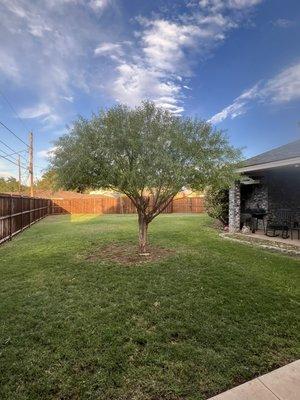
[237,156,300,173]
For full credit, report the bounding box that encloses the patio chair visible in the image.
[265,209,292,239]
[291,217,300,240]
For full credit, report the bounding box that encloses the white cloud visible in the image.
[95,42,121,55]
[209,62,300,124]
[0,51,20,79]
[263,63,300,103]
[20,103,51,119]
[0,0,117,129]
[112,63,184,113]
[198,0,263,11]
[228,0,262,9]
[89,0,112,12]
[2,0,53,37]
[105,0,264,114]
[0,0,264,120]
[142,20,201,74]
[47,0,112,12]
[94,42,124,61]
[37,146,57,159]
[108,19,199,112]
[19,103,61,127]
[208,85,260,124]
[272,18,294,28]
[62,96,74,103]
[106,18,199,113]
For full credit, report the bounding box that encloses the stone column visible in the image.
[229,181,241,233]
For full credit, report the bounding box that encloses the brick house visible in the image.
[229,139,300,233]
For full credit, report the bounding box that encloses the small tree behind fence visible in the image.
[0,194,50,244]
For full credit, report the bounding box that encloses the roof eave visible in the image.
[237,156,300,173]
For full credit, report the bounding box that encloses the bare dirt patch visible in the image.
[85,243,176,265]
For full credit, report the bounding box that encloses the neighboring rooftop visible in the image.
[243,139,300,167]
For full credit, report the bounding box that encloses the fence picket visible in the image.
[0,194,205,245]
[0,193,49,245]
[50,196,205,215]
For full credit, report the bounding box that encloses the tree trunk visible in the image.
[138,213,149,254]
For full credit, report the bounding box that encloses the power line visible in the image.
[0,89,30,133]
[0,149,27,158]
[0,154,27,170]
[0,148,27,169]
[0,120,29,148]
[0,138,28,162]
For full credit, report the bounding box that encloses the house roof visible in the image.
[238,139,300,173]
[243,139,300,167]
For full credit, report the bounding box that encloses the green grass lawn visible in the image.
[0,214,299,400]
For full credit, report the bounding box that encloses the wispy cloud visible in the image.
[263,63,300,103]
[19,103,61,128]
[0,0,115,126]
[37,146,57,159]
[0,0,263,120]
[198,0,263,12]
[209,62,300,124]
[272,18,295,28]
[102,1,264,114]
[20,103,51,119]
[94,42,124,61]
[208,85,260,124]
[89,0,113,12]
[112,63,183,113]
[0,51,20,79]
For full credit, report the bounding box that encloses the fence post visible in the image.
[21,196,24,231]
[9,195,12,240]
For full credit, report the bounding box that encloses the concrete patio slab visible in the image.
[209,379,278,400]
[248,231,300,248]
[209,360,300,400]
[259,360,300,400]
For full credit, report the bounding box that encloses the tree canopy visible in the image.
[35,170,58,192]
[0,177,26,193]
[52,102,240,253]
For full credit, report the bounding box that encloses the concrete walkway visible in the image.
[209,360,300,400]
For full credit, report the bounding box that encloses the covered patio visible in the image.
[229,139,300,245]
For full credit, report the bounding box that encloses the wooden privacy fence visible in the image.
[0,194,51,244]
[0,194,205,244]
[51,196,205,215]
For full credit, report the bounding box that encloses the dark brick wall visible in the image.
[241,168,300,223]
[241,182,268,212]
[267,169,300,221]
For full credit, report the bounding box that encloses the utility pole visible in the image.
[29,132,34,197]
[18,155,22,193]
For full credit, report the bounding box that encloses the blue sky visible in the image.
[0,0,299,181]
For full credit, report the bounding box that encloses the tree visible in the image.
[204,185,229,226]
[52,102,240,253]
[0,177,27,193]
[35,170,58,192]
